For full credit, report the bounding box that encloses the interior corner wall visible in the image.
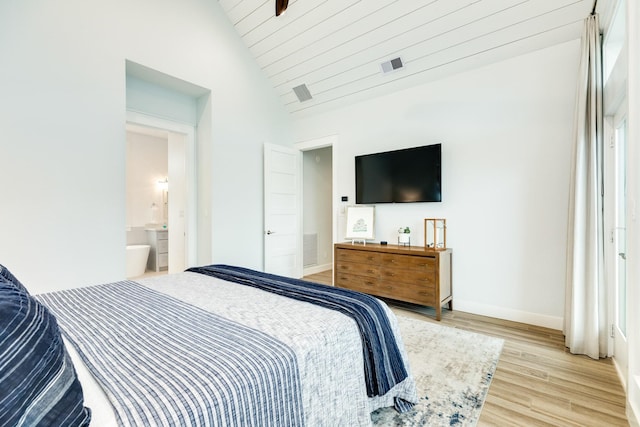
[0,0,293,293]
[291,39,581,328]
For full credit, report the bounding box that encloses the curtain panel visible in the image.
[564,14,606,360]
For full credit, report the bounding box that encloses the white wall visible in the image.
[127,76,199,126]
[126,132,168,228]
[292,40,581,328]
[0,0,292,293]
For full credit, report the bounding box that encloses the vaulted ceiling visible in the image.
[218,0,597,117]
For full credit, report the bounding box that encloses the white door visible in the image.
[264,143,302,278]
[613,111,628,380]
[168,132,187,273]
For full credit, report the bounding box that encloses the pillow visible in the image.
[0,264,29,295]
[0,279,91,426]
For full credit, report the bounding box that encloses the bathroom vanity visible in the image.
[146,229,169,272]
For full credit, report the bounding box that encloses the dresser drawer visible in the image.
[381,253,435,270]
[393,284,437,305]
[380,253,410,269]
[335,261,379,278]
[404,256,436,271]
[380,268,436,286]
[335,273,379,294]
[336,249,380,265]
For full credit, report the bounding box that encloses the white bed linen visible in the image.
[65,337,118,426]
[64,272,416,426]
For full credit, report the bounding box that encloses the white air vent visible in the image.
[293,84,313,102]
[380,57,404,74]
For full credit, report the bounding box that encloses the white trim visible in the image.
[126,111,197,268]
[303,263,332,277]
[295,134,338,151]
[294,134,340,273]
[631,376,640,427]
[613,355,628,390]
[454,299,563,330]
[127,111,195,136]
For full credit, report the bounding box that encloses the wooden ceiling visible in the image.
[218,0,597,117]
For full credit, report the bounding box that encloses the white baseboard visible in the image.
[629,406,639,427]
[454,299,564,330]
[303,263,332,277]
[613,356,628,391]
[629,377,640,427]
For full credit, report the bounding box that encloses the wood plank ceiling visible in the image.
[218,0,596,117]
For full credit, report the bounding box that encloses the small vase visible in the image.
[398,233,410,245]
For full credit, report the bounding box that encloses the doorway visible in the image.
[295,135,338,279]
[302,146,333,276]
[125,115,195,276]
[125,60,212,270]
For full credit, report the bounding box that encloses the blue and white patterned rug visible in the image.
[372,315,504,426]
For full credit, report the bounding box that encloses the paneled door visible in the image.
[263,143,302,278]
[613,110,628,383]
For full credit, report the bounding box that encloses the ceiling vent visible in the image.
[380,57,404,74]
[292,84,313,102]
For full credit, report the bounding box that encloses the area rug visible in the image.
[372,315,504,426]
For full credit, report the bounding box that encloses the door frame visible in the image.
[126,111,197,269]
[295,135,339,280]
[607,103,629,386]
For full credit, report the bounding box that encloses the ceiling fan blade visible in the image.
[275,0,289,17]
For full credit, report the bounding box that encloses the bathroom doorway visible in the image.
[125,60,210,273]
[125,116,194,276]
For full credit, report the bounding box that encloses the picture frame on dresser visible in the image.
[345,206,375,242]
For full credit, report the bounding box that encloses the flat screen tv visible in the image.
[355,143,441,204]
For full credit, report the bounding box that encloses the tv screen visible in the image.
[355,143,441,204]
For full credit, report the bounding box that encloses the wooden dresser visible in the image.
[334,243,452,320]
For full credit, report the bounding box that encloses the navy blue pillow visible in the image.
[0,264,29,295]
[0,279,91,426]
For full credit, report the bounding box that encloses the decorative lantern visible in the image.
[424,218,446,250]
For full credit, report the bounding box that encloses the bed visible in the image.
[0,264,417,426]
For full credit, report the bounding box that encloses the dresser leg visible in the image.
[436,305,442,321]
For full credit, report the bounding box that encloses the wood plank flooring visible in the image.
[303,270,629,427]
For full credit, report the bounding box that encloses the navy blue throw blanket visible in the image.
[187,264,413,411]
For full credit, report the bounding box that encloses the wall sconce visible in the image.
[157,177,169,191]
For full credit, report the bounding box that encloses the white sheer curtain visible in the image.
[564,14,606,360]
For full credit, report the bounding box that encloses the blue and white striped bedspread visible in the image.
[186,264,413,412]
[37,281,305,427]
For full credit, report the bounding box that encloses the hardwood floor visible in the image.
[303,270,629,427]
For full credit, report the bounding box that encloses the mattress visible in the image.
[41,270,417,426]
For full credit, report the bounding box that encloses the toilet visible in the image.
[126,245,151,278]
